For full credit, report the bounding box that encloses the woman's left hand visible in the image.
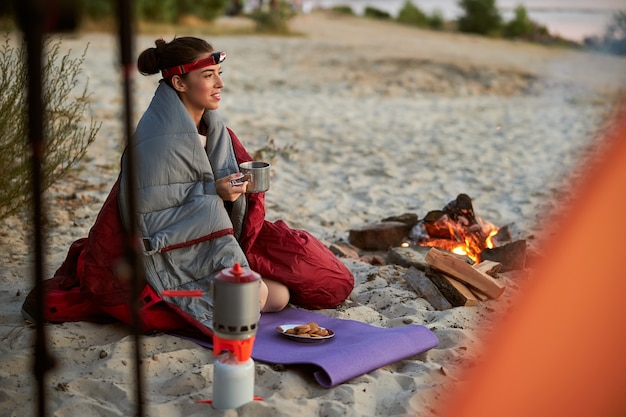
[216,173,248,201]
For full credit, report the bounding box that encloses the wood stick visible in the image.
[443,276,479,306]
[404,267,453,310]
[473,260,502,277]
[425,248,505,299]
[427,271,479,307]
[468,287,490,302]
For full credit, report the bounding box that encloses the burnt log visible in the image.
[426,269,479,307]
[422,210,453,240]
[386,246,432,271]
[348,221,411,251]
[422,194,490,253]
[404,267,452,310]
[382,212,419,227]
[491,224,512,246]
[481,240,527,271]
[443,193,478,226]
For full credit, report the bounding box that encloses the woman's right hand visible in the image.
[216,173,248,202]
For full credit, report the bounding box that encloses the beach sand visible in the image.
[1,11,625,417]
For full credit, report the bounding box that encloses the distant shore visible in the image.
[285,0,621,42]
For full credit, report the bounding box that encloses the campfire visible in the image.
[408,193,500,263]
[341,193,529,310]
[400,193,527,273]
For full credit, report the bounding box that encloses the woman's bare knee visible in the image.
[261,279,290,313]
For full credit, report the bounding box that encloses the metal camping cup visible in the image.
[239,161,270,193]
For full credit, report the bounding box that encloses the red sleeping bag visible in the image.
[23,129,354,335]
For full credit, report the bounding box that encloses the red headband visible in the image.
[161,51,226,79]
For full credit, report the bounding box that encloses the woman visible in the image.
[23,37,354,338]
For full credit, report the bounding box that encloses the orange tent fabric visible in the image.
[440,101,626,417]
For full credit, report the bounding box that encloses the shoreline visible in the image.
[294,0,621,42]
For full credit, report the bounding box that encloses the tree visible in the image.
[457,0,502,36]
[502,5,533,38]
[248,0,294,33]
[428,9,445,31]
[80,0,229,24]
[364,6,391,20]
[603,10,626,55]
[396,1,428,28]
[0,37,100,221]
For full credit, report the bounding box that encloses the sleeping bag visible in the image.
[22,82,354,336]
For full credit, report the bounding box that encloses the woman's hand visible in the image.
[216,173,248,202]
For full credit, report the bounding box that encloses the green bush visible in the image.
[428,9,445,30]
[331,5,355,15]
[79,0,115,21]
[176,0,228,22]
[79,0,227,23]
[248,0,294,34]
[502,5,533,38]
[457,0,502,35]
[396,1,428,28]
[136,0,180,23]
[0,36,100,221]
[364,7,391,20]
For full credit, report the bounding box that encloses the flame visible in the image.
[419,215,498,263]
[452,246,467,256]
[485,228,498,249]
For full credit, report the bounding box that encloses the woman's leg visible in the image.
[260,279,290,313]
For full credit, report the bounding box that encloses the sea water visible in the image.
[300,0,625,42]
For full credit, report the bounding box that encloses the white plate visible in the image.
[276,323,335,343]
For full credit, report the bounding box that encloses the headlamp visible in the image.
[161,51,226,79]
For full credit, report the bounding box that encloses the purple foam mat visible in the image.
[180,307,438,387]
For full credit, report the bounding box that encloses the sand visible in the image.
[1,11,625,417]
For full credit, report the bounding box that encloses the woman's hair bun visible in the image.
[137,38,167,76]
[154,38,167,51]
[136,36,213,79]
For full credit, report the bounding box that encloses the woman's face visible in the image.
[175,52,225,114]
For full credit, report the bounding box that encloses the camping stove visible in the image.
[211,262,260,409]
